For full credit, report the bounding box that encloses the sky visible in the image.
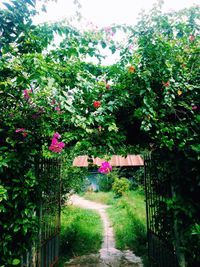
[33,0,200,27]
[1,0,199,65]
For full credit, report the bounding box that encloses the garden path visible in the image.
[65,194,143,267]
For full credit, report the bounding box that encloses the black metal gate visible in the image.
[144,154,178,267]
[36,158,61,267]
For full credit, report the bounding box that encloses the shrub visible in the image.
[112,177,130,197]
[97,170,118,192]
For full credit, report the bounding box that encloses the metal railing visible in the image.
[144,154,178,267]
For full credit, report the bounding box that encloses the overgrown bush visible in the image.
[112,177,130,197]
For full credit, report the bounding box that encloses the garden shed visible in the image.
[73,155,144,191]
[73,155,144,167]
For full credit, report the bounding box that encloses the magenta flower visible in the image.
[192,105,198,110]
[23,89,31,100]
[15,128,25,133]
[15,128,28,137]
[98,161,112,174]
[55,106,60,111]
[53,132,61,139]
[49,133,65,153]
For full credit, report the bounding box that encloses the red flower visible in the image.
[15,128,28,137]
[93,101,101,108]
[162,81,170,87]
[128,65,135,73]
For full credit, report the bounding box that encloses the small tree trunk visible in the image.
[171,185,186,267]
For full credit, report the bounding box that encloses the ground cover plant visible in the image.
[58,205,103,266]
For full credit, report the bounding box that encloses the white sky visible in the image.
[33,0,200,27]
[1,0,199,65]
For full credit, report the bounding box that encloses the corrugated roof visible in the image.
[73,155,144,167]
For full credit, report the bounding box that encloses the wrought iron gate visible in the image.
[36,158,61,267]
[144,154,178,267]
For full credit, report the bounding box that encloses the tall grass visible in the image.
[58,205,103,266]
[107,191,147,255]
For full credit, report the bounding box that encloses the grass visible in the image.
[81,191,116,205]
[83,190,148,265]
[107,191,147,253]
[57,205,103,266]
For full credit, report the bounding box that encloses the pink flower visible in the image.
[15,128,25,133]
[53,133,61,139]
[189,35,195,41]
[128,45,133,50]
[55,106,60,111]
[15,128,27,137]
[192,105,198,110]
[23,89,31,100]
[49,133,65,153]
[98,161,112,174]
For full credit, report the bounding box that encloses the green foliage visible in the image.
[60,206,103,260]
[96,169,118,192]
[112,178,130,197]
[0,0,199,265]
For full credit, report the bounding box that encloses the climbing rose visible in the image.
[93,101,101,108]
[98,161,112,174]
[128,65,135,73]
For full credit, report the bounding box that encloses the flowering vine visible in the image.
[98,161,112,174]
[49,133,65,153]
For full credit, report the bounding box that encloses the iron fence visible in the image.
[36,158,61,267]
[22,157,61,267]
[144,154,178,267]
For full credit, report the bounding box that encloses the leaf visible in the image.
[3,2,14,11]
[12,259,20,265]
[25,0,36,7]
[101,41,107,49]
